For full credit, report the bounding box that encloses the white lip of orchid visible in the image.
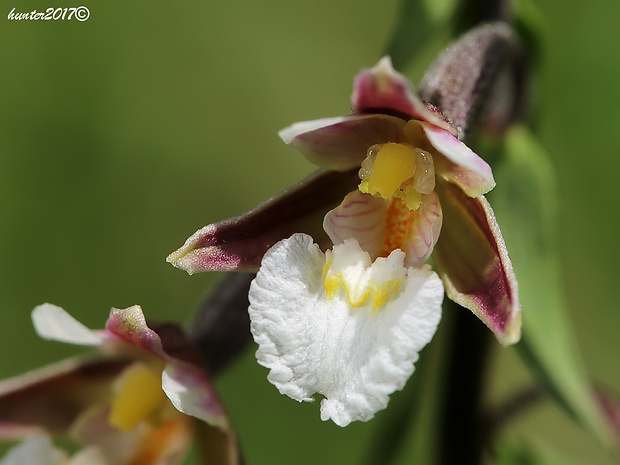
[248,233,443,427]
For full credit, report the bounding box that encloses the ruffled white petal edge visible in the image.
[248,233,443,427]
[32,304,103,346]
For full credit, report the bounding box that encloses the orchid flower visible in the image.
[168,29,521,427]
[281,56,520,343]
[0,303,240,465]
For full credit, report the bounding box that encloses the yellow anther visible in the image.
[109,363,167,432]
[361,143,416,199]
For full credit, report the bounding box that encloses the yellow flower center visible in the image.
[109,363,167,432]
[359,142,435,211]
[360,143,416,198]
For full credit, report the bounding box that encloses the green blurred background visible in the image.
[0,0,618,463]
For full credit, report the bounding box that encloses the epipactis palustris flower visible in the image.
[168,57,521,427]
[0,304,239,465]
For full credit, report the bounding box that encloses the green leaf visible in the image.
[490,126,613,448]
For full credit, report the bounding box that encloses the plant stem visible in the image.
[437,302,491,465]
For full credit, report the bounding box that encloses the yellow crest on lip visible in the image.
[360,143,416,199]
[322,244,405,315]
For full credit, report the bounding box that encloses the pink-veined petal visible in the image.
[32,304,103,346]
[279,114,407,171]
[419,122,496,196]
[167,169,359,273]
[433,181,521,345]
[323,190,388,259]
[402,192,443,268]
[324,191,443,268]
[352,57,456,136]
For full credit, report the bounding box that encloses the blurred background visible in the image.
[0,0,618,463]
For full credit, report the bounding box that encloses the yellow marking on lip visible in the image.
[109,363,167,432]
[323,256,403,315]
[324,274,403,314]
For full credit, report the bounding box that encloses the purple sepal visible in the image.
[167,169,360,273]
[0,357,130,439]
[433,181,521,345]
[352,57,457,135]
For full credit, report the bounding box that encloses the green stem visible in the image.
[437,302,491,465]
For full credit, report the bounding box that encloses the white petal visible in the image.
[248,233,443,427]
[278,116,351,144]
[161,365,228,431]
[0,434,65,465]
[32,303,103,346]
